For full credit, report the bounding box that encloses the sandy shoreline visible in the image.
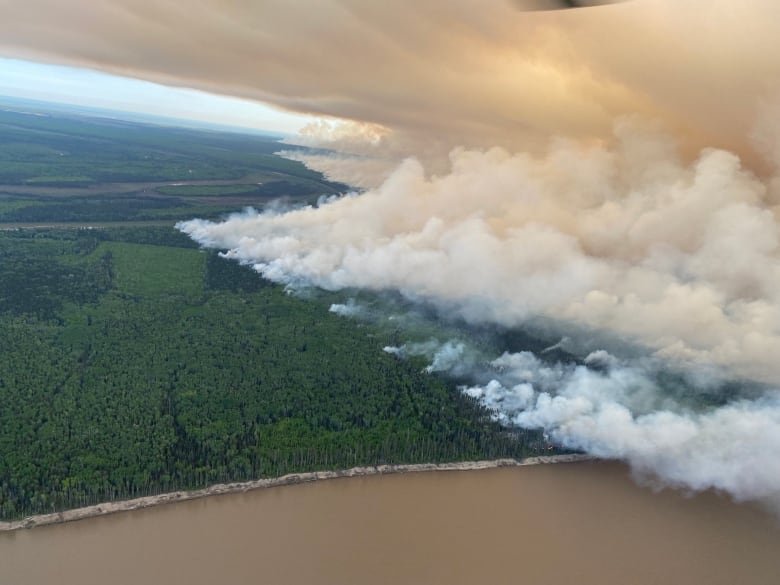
[0,454,592,532]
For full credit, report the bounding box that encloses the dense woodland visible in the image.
[0,228,546,519]
[0,103,552,520]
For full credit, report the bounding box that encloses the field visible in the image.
[0,101,549,520]
[0,99,345,225]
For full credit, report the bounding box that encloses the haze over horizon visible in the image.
[0,58,315,135]
[3,0,780,508]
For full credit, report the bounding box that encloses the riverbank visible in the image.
[0,454,592,532]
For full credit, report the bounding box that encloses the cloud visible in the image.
[178,119,780,504]
[178,124,780,383]
[2,1,780,170]
[462,350,780,503]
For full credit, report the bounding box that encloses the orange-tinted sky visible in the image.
[1,0,779,169]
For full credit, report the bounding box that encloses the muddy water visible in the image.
[1,462,778,585]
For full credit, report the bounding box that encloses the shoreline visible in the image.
[0,454,592,532]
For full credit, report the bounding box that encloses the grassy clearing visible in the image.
[97,241,205,298]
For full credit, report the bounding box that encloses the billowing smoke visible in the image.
[3,1,780,169]
[179,122,780,383]
[384,340,471,374]
[380,329,780,503]
[460,350,780,502]
[178,121,780,504]
[329,299,365,318]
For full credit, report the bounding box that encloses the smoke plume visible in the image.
[2,1,780,169]
[178,123,780,504]
[3,0,779,503]
[461,350,780,503]
[179,124,780,383]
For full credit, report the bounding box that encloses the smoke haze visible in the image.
[178,124,780,504]
[4,0,780,503]
[2,1,780,169]
[180,128,780,383]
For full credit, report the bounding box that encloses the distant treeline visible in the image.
[0,179,336,223]
[0,197,188,223]
[0,108,330,186]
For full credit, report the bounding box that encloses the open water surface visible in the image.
[1,462,778,585]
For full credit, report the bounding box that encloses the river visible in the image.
[1,461,778,585]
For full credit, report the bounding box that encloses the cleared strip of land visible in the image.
[0,220,177,230]
[0,455,592,532]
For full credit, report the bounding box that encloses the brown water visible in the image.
[1,462,778,585]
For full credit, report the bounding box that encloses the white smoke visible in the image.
[278,151,394,190]
[462,350,780,503]
[384,340,470,374]
[178,123,780,383]
[329,299,364,318]
[177,121,780,504]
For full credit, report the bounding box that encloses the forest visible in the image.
[0,227,549,519]
[0,101,551,520]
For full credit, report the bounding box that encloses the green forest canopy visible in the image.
[0,227,548,520]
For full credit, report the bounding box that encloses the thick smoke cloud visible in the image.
[461,350,780,503]
[2,1,780,170]
[376,333,780,503]
[179,126,780,503]
[179,126,780,383]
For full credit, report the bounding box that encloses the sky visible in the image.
[0,57,314,134]
[2,1,779,170]
[1,0,780,506]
